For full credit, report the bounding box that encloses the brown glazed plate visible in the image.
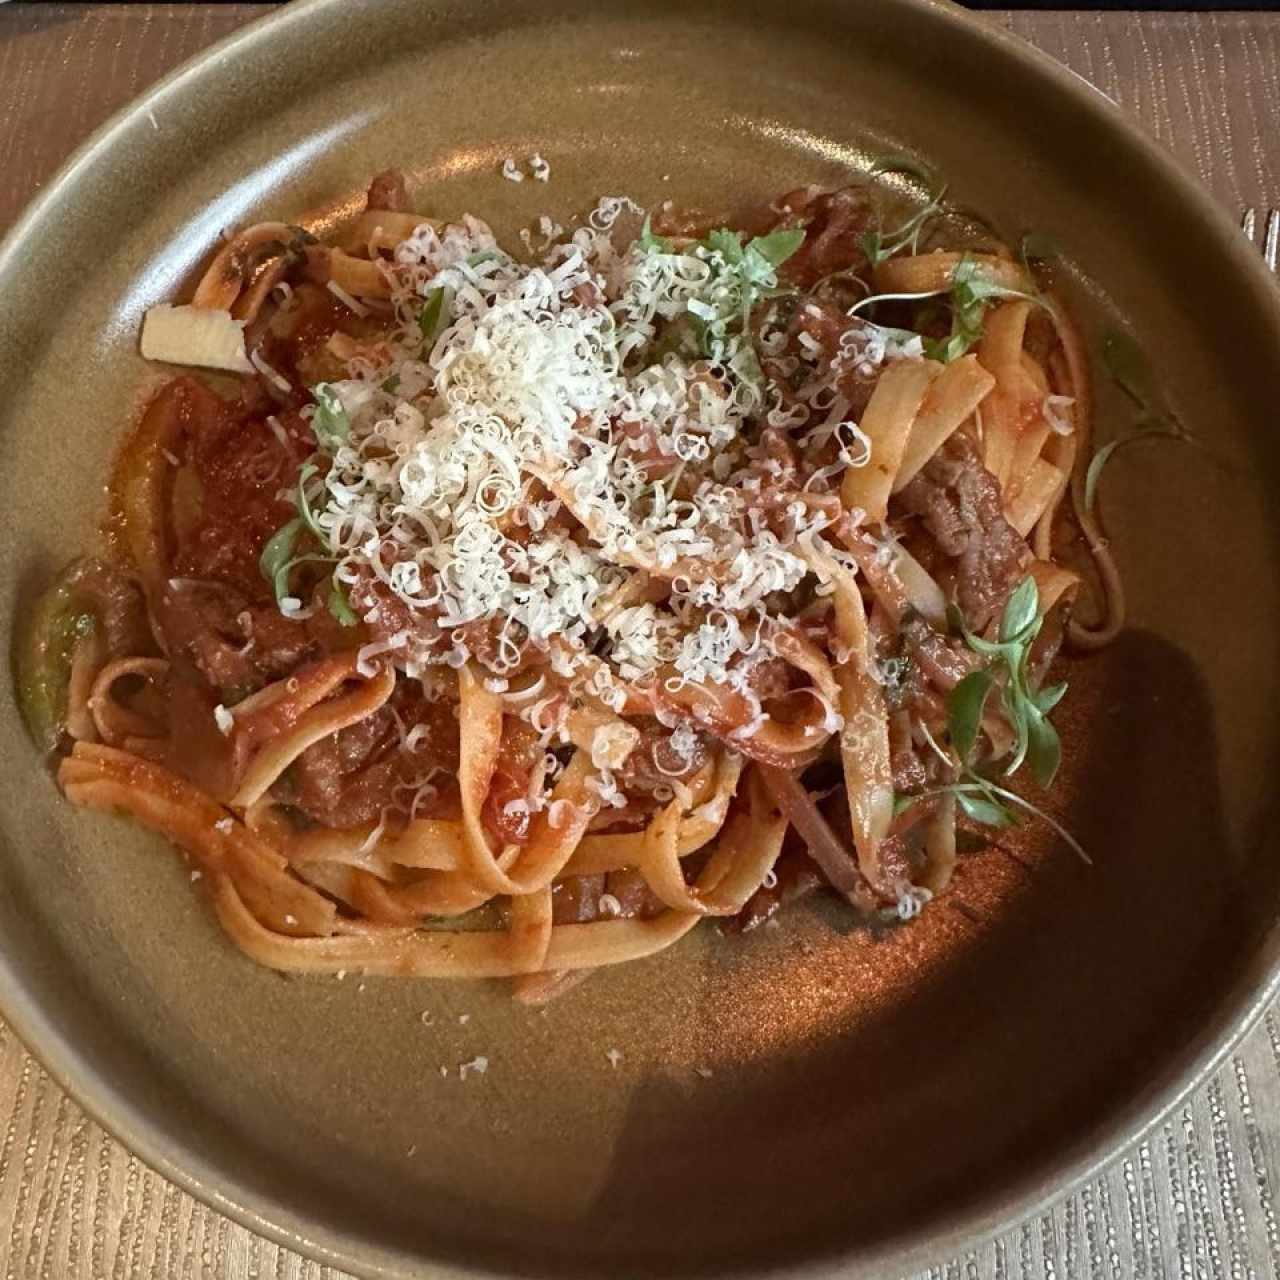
[1,0,1279,1275]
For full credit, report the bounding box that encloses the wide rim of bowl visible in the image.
[2,0,1279,1275]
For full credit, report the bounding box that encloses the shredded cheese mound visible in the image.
[302,196,894,699]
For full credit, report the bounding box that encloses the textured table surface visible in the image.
[1,5,1279,1278]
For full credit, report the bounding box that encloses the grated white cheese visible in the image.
[458,1055,489,1080]
[589,721,640,771]
[326,279,371,318]
[249,348,292,393]
[1043,394,1075,435]
[213,704,234,735]
[283,196,878,737]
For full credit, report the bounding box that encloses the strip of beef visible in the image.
[366,169,410,213]
[552,874,606,924]
[286,680,459,828]
[773,186,874,289]
[615,718,711,792]
[62,559,154,659]
[725,845,824,933]
[604,867,667,919]
[154,579,333,700]
[904,616,980,689]
[889,711,928,794]
[895,432,1030,631]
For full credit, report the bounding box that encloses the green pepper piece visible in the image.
[13,560,101,757]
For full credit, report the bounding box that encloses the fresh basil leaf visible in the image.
[747,228,805,269]
[259,518,302,587]
[380,373,400,394]
[327,579,358,627]
[956,788,1016,828]
[418,285,454,346]
[1025,709,1062,788]
[310,384,350,451]
[999,576,1040,644]
[947,669,995,765]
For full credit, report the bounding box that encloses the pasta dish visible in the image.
[16,166,1121,1002]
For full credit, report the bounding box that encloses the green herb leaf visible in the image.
[1084,438,1124,511]
[947,670,995,765]
[705,228,745,264]
[380,373,400,394]
[913,777,1089,863]
[1002,679,1032,779]
[310,384,350,451]
[892,792,920,817]
[296,462,325,540]
[952,575,1068,794]
[1024,708,1062,788]
[972,778,1089,863]
[956,788,1017,828]
[1084,426,1188,513]
[999,576,1040,644]
[271,553,332,607]
[259,518,302,588]
[946,604,1015,659]
[747,228,805,269]
[327,579,358,627]
[418,285,454,346]
[638,215,672,254]
[923,331,974,364]
[1035,681,1069,714]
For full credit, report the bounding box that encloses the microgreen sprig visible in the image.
[418,284,454,348]
[1084,330,1193,511]
[946,576,1064,788]
[922,257,1050,364]
[261,454,354,626]
[861,184,949,268]
[668,224,806,382]
[309,383,350,451]
[327,579,358,627]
